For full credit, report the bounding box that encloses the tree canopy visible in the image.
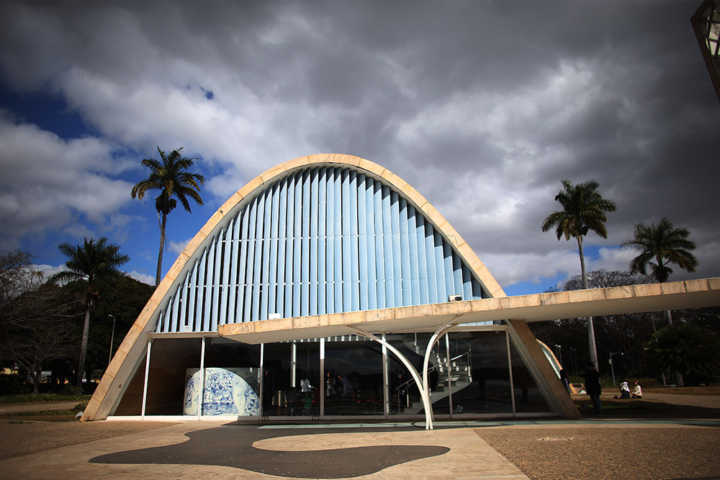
[53,237,129,386]
[542,180,617,243]
[624,217,697,283]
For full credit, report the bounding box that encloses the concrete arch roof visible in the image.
[84,153,504,420]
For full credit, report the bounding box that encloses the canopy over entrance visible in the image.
[219,278,720,344]
[219,277,720,429]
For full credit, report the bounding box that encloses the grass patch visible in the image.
[645,386,720,395]
[1,408,79,416]
[574,397,720,418]
[0,393,90,404]
[0,413,78,422]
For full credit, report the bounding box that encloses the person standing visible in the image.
[583,362,602,413]
[559,368,571,394]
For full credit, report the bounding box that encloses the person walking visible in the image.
[583,362,602,413]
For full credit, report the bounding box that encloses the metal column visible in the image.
[141,339,152,417]
[259,343,264,417]
[198,337,206,417]
[382,334,389,417]
[319,338,325,416]
[291,341,297,388]
[505,330,516,416]
[445,333,453,417]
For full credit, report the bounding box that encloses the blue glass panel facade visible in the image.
[155,166,487,333]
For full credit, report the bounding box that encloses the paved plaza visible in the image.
[1,415,720,479]
[0,392,718,480]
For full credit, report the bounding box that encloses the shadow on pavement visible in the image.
[90,425,450,478]
[575,398,720,419]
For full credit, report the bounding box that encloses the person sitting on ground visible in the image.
[616,380,631,399]
[632,380,643,399]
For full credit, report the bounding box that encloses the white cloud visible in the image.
[0,115,133,246]
[126,270,154,286]
[589,247,636,273]
[31,263,154,286]
[31,263,66,281]
[169,238,191,255]
[1,1,718,290]
[483,249,581,288]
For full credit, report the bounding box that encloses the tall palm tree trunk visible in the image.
[156,212,167,286]
[577,236,599,370]
[76,294,93,387]
[662,307,685,385]
[649,316,668,385]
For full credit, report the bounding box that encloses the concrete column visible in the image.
[506,319,579,419]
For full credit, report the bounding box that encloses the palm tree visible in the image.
[624,218,697,387]
[131,147,204,285]
[542,180,616,369]
[624,218,697,285]
[53,238,129,386]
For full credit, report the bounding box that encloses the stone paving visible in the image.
[0,421,529,479]
[2,392,720,479]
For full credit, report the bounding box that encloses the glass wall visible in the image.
[447,331,513,414]
[263,341,320,416]
[324,336,384,415]
[509,339,550,413]
[386,333,451,416]
[146,338,202,415]
[113,327,555,418]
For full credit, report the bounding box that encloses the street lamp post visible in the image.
[609,352,623,387]
[108,314,116,367]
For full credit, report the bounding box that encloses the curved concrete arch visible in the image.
[83,153,505,420]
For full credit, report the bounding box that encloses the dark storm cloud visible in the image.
[0,0,718,285]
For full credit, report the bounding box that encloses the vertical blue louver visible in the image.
[155,166,487,333]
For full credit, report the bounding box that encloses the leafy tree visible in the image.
[532,271,654,379]
[645,324,720,385]
[562,270,650,291]
[0,250,34,309]
[624,218,697,284]
[541,180,616,369]
[131,147,204,285]
[52,238,129,386]
[1,283,80,394]
[88,274,154,379]
[0,251,81,394]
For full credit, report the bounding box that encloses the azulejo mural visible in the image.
[183,367,260,416]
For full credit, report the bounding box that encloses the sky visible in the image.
[0,0,718,295]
